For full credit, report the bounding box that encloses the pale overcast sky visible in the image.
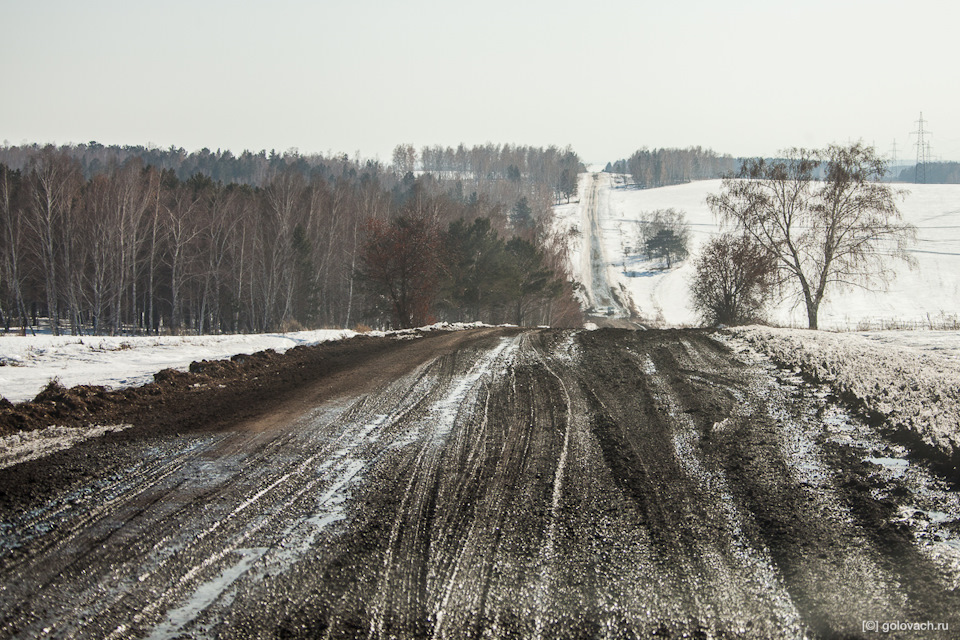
[3,0,958,164]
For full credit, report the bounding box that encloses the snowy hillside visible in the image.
[555,174,960,329]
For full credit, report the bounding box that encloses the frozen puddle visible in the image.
[826,414,960,582]
[864,456,909,476]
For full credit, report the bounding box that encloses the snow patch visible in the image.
[0,423,133,469]
[428,336,519,438]
[145,547,267,640]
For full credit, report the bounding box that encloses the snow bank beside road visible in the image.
[0,322,499,405]
[0,330,356,404]
[726,326,960,463]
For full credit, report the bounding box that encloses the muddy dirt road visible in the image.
[577,174,645,330]
[578,173,635,322]
[1,328,959,639]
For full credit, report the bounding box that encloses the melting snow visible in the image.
[0,330,357,404]
[0,423,133,469]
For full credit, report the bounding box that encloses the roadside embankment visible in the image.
[724,326,960,482]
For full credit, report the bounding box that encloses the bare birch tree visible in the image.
[163,184,204,332]
[707,143,916,329]
[25,148,82,335]
[0,165,29,332]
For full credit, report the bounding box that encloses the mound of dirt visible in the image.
[0,338,376,439]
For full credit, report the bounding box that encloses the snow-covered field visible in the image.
[725,326,960,458]
[857,329,960,362]
[554,173,960,329]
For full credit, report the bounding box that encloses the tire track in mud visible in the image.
[529,338,573,640]
[3,328,960,638]
[120,345,503,640]
[365,336,521,639]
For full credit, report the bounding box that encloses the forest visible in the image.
[0,143,584,335]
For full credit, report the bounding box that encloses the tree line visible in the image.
[894,161,960,184]
[0,141,585,208]
[0,143,583,335]
[605,146,740,188]
[0,142,362,187]
[394,142,582,205]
